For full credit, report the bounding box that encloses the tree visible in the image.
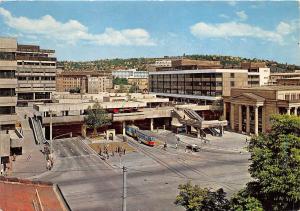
[113,77,128,85]
[69,87,80,93]
[84,102,111,136]
[175,182,230,211]
[230,188,263,211]
[175,115,300,211]
[129,84,139,93]
[247,115,300,210]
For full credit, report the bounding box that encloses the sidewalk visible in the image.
[176,131,250,153]
[10,107,47,179]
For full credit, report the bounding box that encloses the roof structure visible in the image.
[0,177,69,211]
[235,86,300,91]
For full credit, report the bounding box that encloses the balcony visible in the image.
[16,56,57,62]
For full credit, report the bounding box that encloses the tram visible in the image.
[125,125,157,146]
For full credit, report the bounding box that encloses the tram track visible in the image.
[128,137,240,192]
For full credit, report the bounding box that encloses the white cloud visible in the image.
[227,1,237,6]
[219,14,229,19]
[190,21,296,44]
[276,21,293,35]
[236,10,248,21]
[0,7,155,46]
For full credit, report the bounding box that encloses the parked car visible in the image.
[186,144,200,152]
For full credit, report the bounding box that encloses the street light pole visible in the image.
[49,110,53,154]
[122,165,127,211]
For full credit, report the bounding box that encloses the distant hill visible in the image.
[58,55,300,73]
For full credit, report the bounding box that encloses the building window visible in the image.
[230,81,235,87]
[230,73,235,78]
[285,94,290,100]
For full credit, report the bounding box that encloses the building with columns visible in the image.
[224,86,300,135]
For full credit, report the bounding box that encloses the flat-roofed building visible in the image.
[0,37,17,130]
[277,77,300,86]
[151,59,222,72]
[16,43,57,106]
[112,69,148,79]
[224,86,300,135]
[56,71,112,93]
[241,62,270,87]
[149,68,248,104]
[269,72,300,85]
[0,37,24,171]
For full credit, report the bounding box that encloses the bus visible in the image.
[125,125,157,147]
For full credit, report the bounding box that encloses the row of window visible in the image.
[17,62,56,66]
[0,88,16,97]
[0,70,15,78]
[18,76,55,81]
[0,106,15,115]
[0,52,15,60]
[152,88,223,97]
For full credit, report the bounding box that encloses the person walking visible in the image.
[175,143,178,149]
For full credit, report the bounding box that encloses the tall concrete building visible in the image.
[16,43,57,106]
[0,37,23,169]
[149,66,248,104]
[241,62,270,87]
[0,38,17,131]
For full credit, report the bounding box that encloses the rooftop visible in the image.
[235,86,300,91]
[0,177,67,211]
[270,72,300,76]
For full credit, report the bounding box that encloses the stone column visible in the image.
[223,102,226,120]
[294,107,298,115]
[238,105,242,132]
[246,105,250,134]
[150,118,154,131]
[262,107,266,133]
[122,121,126,136]
[287,107,291,115]
[254,106,259,135]
[230,103,235,130]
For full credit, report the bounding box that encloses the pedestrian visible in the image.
[163,142,167,151]
[123,148,126,155]
[46,160,51,170]
[175,143,178,149]
[112,150,114,157]
[99,148,102,156]
[12,153,16,161]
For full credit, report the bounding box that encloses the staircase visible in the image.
[30,117,48,144]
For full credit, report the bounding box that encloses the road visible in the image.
[38,137,123,211]
[37,135,250,211]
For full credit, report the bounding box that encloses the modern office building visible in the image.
[223,86,300,135]
[149,68,248,104]
[0,38,17,131]
[0,37,23,170]
[241,62,270,87]
[269,72,300,85]
[112,69,148,79]
[277,77,300,86]
[16,43,57,106]
[56,71,113,93]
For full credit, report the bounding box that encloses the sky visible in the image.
[0,1,299,65]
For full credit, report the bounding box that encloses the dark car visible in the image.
[186,144,201,152]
